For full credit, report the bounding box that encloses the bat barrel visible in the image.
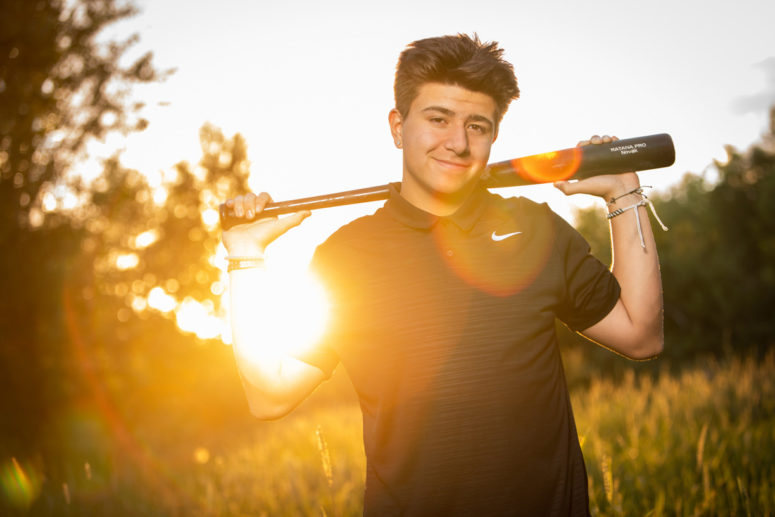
[219,133,675,230]
[483,133,675,186]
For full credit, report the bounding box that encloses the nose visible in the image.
[444,123,469,155]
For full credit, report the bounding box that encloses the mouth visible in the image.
[432,157,471,171]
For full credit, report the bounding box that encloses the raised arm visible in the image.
[554,135,664,360]
[223,193,326,419]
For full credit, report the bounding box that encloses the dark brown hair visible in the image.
[394,33,519,125]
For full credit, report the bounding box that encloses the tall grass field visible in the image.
[3,352,773,515]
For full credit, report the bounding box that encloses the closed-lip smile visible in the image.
[433,157,469,169]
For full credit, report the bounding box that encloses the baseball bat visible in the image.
[220,133,675,230]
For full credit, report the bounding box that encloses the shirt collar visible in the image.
[384,182,489,231]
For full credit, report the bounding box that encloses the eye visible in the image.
[429,117,447,125]
[467,123,489,134]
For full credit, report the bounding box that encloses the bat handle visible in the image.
[219,184,393,230]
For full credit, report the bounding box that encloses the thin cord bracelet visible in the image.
[607,186,651,206]
[606,188,669,249]
[607,201,649,248]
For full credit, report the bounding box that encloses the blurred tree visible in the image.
[659,108,775,356]
[66,123,252,392]
[37,125,254,513]
[570,108,775,368]
[0,0,165,457]
[0,0,167,228]
[16,123,253,511]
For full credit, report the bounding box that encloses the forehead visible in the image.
[410,82,497,122]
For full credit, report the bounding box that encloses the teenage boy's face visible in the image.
[389,82,498,209]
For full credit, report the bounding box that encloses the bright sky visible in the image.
[99,0,775,265]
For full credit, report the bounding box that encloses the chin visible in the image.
[430,177,478,198]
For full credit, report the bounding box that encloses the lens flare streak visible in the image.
[511,146,583,184]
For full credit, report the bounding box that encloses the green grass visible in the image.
[4,352,774,515]
[575,352,775,516]
[185,352,774,516]
[186,406,366,516]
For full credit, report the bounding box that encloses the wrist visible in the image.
[224,244,265,259]
[603,184,669,249]
[605,173,642,207]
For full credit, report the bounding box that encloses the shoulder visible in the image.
[486,191,563,227]
[311,207,392,269]
[494,192,543,210]
[319,207,390,249]
[486,191,584,250]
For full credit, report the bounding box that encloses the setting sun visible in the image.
[227,261,331,365]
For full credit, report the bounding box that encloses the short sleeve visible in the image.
[553,213,620,331]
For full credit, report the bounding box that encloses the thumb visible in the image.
[553,180,580,196]
[265,210,311,241]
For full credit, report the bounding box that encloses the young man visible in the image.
[223,34,663,516]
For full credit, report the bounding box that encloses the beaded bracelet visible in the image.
[226,256,265,272]
[607,200,648,219]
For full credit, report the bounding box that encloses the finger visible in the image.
[577,139,590,147]
[243,193,257,218]
[590,135,602,145]
[255,192,273,215]
[601,135,613,143]
[233,195,246,217]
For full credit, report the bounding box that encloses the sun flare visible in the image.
[228,262,331,366]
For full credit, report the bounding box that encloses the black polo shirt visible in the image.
[299,183,619,516]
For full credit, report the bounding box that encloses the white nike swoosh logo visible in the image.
[491,231,522,241]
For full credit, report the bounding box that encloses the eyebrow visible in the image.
[421,106,494,129]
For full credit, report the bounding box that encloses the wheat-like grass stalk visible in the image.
[316,425,333,488]
[601,453,613,504]
[696,422,708,470]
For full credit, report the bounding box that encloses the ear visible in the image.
[388,108,403,148]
